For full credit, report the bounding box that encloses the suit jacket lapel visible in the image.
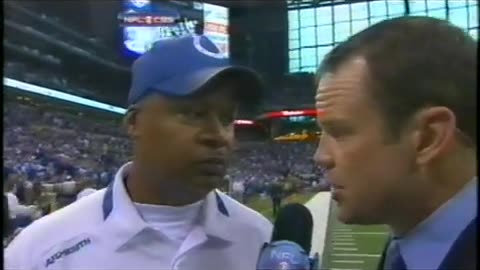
[377,237,392,270]
[376,216,477,270]
[438,217,477,270]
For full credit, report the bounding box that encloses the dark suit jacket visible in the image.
[377,218,477,270]
[269,183,283,201]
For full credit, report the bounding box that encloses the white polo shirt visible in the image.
[76,188,97,201]
[5,162,273,270]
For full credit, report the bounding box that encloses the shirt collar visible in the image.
[396,177,477,270]
[101,162,233,250]
[198,190,236,242]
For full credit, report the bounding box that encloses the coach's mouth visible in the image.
[194,158,227,176]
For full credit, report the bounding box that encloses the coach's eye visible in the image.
[178,109,207,121]
[179,110,202,119]
[188,110,206,119]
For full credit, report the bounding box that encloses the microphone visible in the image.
[256,203,320,270]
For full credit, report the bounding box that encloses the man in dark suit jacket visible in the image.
[377,218,477,270]
[269,181,284,217]
[313,16,477,270]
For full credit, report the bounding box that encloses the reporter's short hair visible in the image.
[317,16,477,146]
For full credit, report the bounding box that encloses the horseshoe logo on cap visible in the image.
[130,0,150,8]
[193,35,226,59]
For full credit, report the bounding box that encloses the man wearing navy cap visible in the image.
[5,35,272,270]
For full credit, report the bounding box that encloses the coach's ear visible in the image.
[124,108,140,138]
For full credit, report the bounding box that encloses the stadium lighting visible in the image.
[3,77,127,114]
[3,77,256,127]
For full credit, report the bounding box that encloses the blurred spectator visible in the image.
[268,181,284,217]
[230,180,245,203]
[4,170,39,231]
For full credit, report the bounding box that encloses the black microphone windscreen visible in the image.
[270,203,314,254]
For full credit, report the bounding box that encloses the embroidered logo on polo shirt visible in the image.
[45,238,91,268]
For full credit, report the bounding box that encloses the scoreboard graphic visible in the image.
[119,0,229,58]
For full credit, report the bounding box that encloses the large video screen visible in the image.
[119,0,229,58]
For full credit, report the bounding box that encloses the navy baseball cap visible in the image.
[128,35,264,106]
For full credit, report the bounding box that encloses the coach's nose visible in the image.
[197,114,231,150]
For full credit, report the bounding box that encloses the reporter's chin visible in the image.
[336,205,386,225]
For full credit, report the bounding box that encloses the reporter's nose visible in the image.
[313,140,334,171]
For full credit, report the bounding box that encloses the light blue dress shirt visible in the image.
[395,177,477,270]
